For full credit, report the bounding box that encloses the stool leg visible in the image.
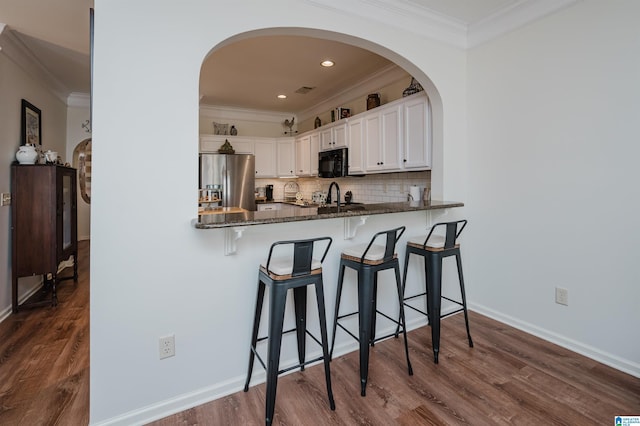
[293,286,308,370]
[330,262,346,359]
[314,278,336,410]
[370,273,378,346]
[244,279,265,392]
[427,253,442,364]
[394,261,413,375]
[265,285,287,425]
[358,267,375,397]
[395,249,412,337]
[455,253,473,348]
[424,253,432,326]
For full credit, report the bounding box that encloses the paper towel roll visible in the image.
[409,185,423,201]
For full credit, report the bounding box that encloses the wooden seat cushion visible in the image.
[341,243,397,265]
[260,256,323,279]
[407,234,459,251]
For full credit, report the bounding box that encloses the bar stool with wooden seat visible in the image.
[398,220,473,364]
[244,237,335,425]
[330,226,413,397]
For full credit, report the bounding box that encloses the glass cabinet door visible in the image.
[62,173,72,250]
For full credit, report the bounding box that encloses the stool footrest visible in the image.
[251,329,325,374]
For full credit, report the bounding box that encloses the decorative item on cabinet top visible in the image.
[284,117,297,135]
[230,125,238,136]
[218,139,235,154]
[367,93,380,110]
[403,77,424,97]
[315,117,321,129]
[16,144,38,165]
[213,121,228,135]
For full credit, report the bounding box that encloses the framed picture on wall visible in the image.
[21,99,42,146]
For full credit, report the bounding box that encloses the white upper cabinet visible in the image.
[295,135,311,176]
[276,138,296,177]
[319,121,348,151]
[347,117,365,175]
[379,104,402,170]
[254,139,277,177]
[200,135,254,154]
[309,133,319,176]
[295,133,319,176]
[402,94,431,169]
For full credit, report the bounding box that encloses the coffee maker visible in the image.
[265,184,274,201]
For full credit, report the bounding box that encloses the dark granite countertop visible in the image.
[195,200,464,229]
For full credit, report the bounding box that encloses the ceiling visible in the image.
[0,0,576,111]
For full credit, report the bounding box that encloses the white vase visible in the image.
[16,144,38,164]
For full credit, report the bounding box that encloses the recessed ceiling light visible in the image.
[277,94,287,99]
[321,60,334,67]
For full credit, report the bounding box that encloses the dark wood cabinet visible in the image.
[11,164,78,313]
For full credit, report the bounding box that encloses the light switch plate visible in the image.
[1,193,11,206]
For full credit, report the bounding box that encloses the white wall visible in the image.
[466,0,640,373]
[90,0,465,424]
[0,36,69,318]
[91,1,640,424]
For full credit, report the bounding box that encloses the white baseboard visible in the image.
[93,302,640,425]
[0,279,45,323]
[470,303,640,378]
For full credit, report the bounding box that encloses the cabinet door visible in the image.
[276,138,296,177]
[319,127,333,151]
[347,117,365,175]
[254,139,276,177]
[380,104,402,171]
[333,122,348,148]
[309,133,320,176]
[364,114,382,171]
[295,136,310,175]
[403,95,430,169]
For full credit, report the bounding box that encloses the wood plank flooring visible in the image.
[0,240,90,425]
[1,240,639,425]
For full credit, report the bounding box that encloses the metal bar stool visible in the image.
[398,220,473,364]
[330,226,413,397]
[244,237,335,425]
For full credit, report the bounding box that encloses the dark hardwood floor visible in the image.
[0,240,90,425]
[1,240,638,425]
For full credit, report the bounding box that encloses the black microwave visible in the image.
[318,148,348,178]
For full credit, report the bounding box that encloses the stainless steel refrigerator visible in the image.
[199,154,256,211]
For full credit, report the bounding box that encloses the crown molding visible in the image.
[67,92,91,108]
[199,104,296,124]
[467,0,582,48]
[297,64,408,123]
[306,0,467,48]
[0,25,70,104]
[306,0,581,49]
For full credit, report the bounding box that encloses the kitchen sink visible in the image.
[317,204,367,214]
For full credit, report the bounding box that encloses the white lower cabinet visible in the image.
[257,203,281,212]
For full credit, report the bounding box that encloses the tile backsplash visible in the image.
[256,171,430,203]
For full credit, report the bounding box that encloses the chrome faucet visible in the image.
[326,181,341,208]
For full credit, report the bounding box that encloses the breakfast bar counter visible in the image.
[195,200,464,229]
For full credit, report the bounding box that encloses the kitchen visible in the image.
[197,35,437,224]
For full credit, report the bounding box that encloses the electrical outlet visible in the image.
[1,193,11,206]
[555,287,569,306]
[159,335,175,359]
